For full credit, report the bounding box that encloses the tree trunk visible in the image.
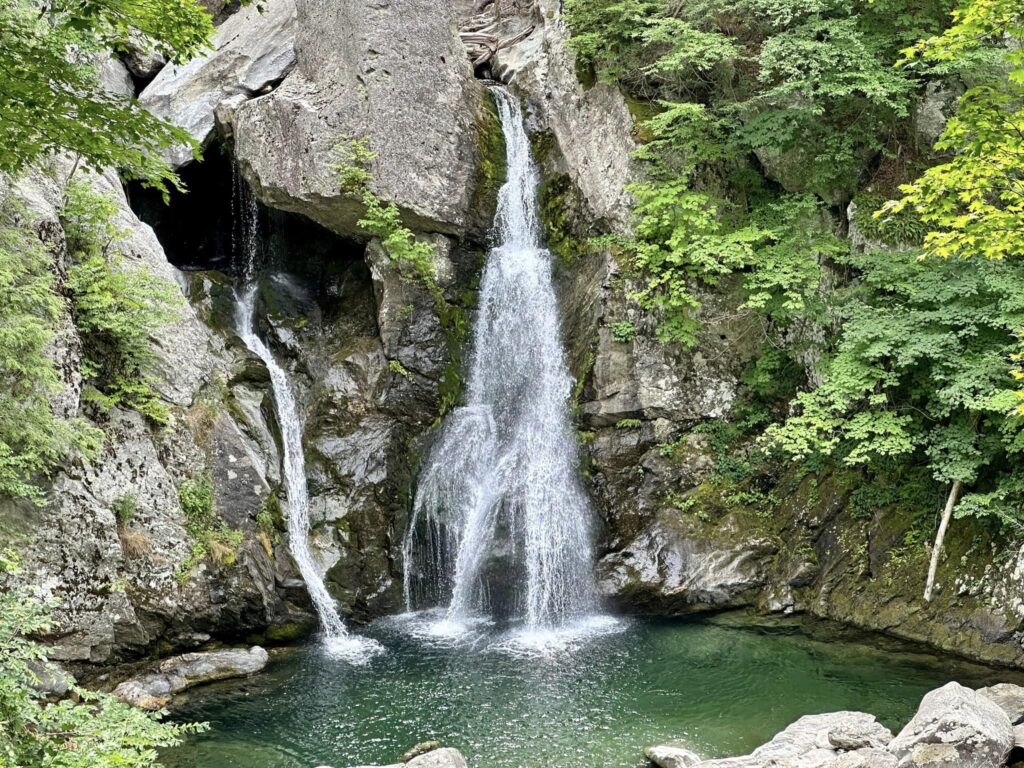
[924,479,963,602]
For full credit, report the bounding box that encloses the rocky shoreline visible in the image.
[329,681,1024,768]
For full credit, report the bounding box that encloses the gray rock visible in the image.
[888,682,1013,768]
[825,749,898,768]
[978,682,1024,725]
[827,715,893,750]
[491,2,637,233]
[140,0,297,167]
[646,744,703,767]
[597,519,775,614]
[233,0,494,239]
[124,44,167,79]
[348,748,467,768]
[26,660,75,697]
[114,646,269,709]
[97,55,135,98]
[914,82,960,148]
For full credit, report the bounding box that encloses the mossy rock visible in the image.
[264,619,317,644]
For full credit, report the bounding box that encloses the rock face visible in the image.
[113,646,269,710]
[140,0,297,167]
[232,0,498,238]
[1,161,309,664]
[490,0,637,233]
[888,682,1013,768]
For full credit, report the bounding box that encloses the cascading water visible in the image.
[231,172,380,661]
[403,88,602,636]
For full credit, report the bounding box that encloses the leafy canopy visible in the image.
[0,551,206,767]
[0,0,214,190]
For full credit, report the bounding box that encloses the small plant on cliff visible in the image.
[0,551,205,766]
[63,181,181,426]
[610,320,636,343]
[330,136,376,194]
[176,475,243,583]
[112,493,137,527]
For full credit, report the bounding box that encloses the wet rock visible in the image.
[645,744,703,767]
[114,646,269,710]
[112,646,265,710]
[140,0,297,167]
[349,748,467,768]
[233,0,494,238]
[491,1,637,233]
[401,741,442,762]
[597,518,775,614]
[888,682,1013,768]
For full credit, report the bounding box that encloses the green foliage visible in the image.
[610,321,636,343]
[176,474,242,583]
[0,0,214,191]
[0,552,205,766]
[0,191,101,502]
[766,249,1024,506]
[358,192,438,293]
[389,359,413,380]
[616,418,642,429]
[63,181,181,426]
[884,0,1024,261]
[331,136,376,194]
[853,191,928,247]
[112,493,137,527]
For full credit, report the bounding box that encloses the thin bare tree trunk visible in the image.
[924,479,963,602]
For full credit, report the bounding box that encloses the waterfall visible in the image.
[231,172,380,661]
[403,88,598,631]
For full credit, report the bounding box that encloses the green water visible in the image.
[162,613,1017,768]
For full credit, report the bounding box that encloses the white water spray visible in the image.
[403,88,599,633]
[232,175,381,662]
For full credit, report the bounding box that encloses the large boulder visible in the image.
[232,0,497,238]
[691,712,892,768]
[597,516,776,614]
[888,682,1014,768]
[140,0,297,167]
[978,683,1024,725]
[348,747,468,768]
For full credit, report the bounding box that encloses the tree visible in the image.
[0,0,215,190]
[883,0,1024,261]
[765,248,1024,599]
[0,551,205,767]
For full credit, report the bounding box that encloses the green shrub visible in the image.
[0,191,101,502]
[610,321,636,343]
[112,493,136,527]
[0,551,205,764]
[63,181,181,426]
[176,474,242,583]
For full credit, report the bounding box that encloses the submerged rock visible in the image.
[114,646,269,710]
[888,682,1013,768]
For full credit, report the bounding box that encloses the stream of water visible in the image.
[403,88,598,638]
[232,173,380,662]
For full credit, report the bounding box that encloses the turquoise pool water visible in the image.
[162,613,1016,768]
